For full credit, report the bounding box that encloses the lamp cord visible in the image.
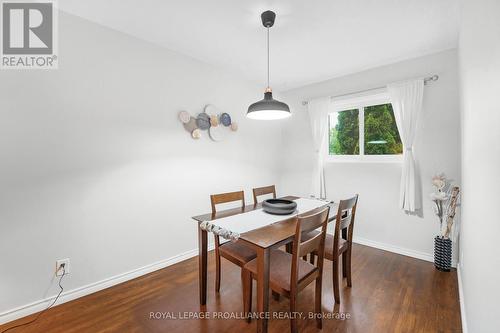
[267,26,270,89]
[1,268,66,333]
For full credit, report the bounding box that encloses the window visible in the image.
[364,104,402,155]
[329,109,359,155]
[327,94,402,162]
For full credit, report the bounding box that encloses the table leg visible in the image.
[256,247,270,333]
[198,225,208,305]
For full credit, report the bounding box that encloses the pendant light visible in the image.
[247,10,291,120]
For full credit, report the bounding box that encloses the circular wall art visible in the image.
[179,106,237,141]
[183,116,198,133]
[210,115,219,127]
[196,113,211,130]
[220,113,232,127]
[178,110,191,124]
[204,104,217,114]
[208,124,228,142]
[191,129,201,139]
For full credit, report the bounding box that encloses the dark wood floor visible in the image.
[1,244,462,333]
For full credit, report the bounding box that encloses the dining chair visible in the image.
[242,206,330,333]
[252,185,276,205]
[211,191,257,293]
[253,185,294,257]
[253,184,292,301]
[307,195,359,305]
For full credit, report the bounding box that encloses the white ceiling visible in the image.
[59,0,460,91]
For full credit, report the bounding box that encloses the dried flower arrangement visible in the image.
[429,174,460,238]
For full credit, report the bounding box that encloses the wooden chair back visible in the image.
[252,185,276,205]
[210,191,245,248]
[210,191,245,214]
[290,207,330,288]
[332,195,359,258]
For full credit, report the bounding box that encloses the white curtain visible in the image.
[388,79,424,213]
[307,97,330,199]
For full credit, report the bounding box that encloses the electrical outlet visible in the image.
[55,258,70,276]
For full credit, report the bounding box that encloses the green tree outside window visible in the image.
[364,104,402,155]
[329,109,359,155]
[328,103,402,156]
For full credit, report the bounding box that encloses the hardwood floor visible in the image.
[0,244,462,333]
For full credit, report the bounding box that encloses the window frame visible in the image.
[325,91,403,163]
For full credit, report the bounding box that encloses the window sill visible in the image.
[324,155,403,164]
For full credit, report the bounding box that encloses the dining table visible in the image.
[191,196,339,333]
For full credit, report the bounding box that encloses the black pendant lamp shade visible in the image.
[247,11,291,120]
[247,90,290,120]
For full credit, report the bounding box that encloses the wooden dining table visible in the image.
[191,196,339,333]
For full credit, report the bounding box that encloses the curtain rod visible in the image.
[301,74,438,106]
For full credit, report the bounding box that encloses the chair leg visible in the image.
[285,243,292,254]
[342,252,347,278]
[242,269,252,323]
[290,294,298,333]
[342,228,347,278]
[309,253,315,265]
[346,246,353,287]
[302,255,307,261]
[315,277,323,329]
[215,250,221,293]
[332,259,340,304]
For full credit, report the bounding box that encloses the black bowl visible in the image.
[262,199,297,215]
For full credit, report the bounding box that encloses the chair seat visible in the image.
[219,241,257,266]
[243,250,318,291]
[302,230,349,260]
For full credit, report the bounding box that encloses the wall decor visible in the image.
[208,124,227,142]
[220,113,232,126]
[178,110,191,124]
[210,115,219,127]
[179,104,238,141]
[196,112,211,130]
[183,116,198,132]
[191,128,201,139]
[204,104,217,114]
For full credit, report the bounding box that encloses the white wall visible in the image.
[458,0,500,331]
[0,13,284,319]
[278,49,461,261]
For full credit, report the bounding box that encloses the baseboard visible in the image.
[0,244,214,325]
[457,264,468,333]
[353,237,434,263]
